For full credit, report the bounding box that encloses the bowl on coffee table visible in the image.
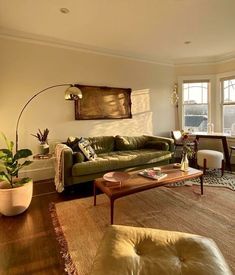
[103,172,130,187]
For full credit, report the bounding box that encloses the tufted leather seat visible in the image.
[90,225,232,275]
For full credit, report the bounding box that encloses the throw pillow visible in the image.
[66,136,80,151]
[78,138,97,161]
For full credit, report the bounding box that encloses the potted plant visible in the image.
[31,128,49,155]
[0,133,33,216]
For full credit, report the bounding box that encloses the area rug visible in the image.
[50,186,235,275]
[168,170,235,191]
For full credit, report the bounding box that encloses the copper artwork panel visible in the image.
[74,85,132,120]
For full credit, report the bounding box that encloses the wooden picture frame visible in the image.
[74,84,132,120]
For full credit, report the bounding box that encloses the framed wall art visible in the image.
[74,84,132,120]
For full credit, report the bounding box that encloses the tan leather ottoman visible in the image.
[90,225,232,275]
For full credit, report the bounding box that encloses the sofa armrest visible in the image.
[144,135,174,152]
[145,140,170,151]
[63,149,74,186]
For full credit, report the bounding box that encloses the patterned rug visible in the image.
[168,170,235,191]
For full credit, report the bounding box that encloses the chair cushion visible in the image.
[72,149,171,176]
[90,225,232,275]
[197,150,224,169]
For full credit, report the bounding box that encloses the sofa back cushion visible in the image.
[88,136,115,154]
[115,135,148,151]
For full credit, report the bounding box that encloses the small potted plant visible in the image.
[31,128,49,155]
[0,133,33,216]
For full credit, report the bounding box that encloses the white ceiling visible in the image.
[0,0,235,65]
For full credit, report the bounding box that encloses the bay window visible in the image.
[221,77,235,134]
[182,81,209,132]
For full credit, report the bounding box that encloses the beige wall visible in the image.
[0,37,175,154]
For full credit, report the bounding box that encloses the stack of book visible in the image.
[139,168,167,181]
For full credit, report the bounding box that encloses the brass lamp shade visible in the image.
[65,86,82,100]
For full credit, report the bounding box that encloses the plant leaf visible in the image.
[0,149,13,159]
[21,160,33,167]
[14,149,32,161]
[0,132,14,152]
[0,171,10,183]
[14,177,31,187]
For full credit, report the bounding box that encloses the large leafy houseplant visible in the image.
[0,133,32,188]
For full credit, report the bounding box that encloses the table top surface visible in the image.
[190,132,234,138]
[95,164,203,198]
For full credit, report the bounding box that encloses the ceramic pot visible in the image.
[39,142,49,155]
[0,180,33,216]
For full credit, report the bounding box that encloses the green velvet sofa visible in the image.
[63,135,174,187]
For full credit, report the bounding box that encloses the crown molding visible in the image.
[1,27,235,67]
[0,27,174,67]
[174,52,235,66]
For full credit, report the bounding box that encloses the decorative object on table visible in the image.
[207,122,214,134]
[138,168,167,180]
[74,84,132,120]
[15,83,82,152]
[31,128,50,155]
[0,133,33,216]
[180,131,196,171]
[33,153,53,159]
[103,171,130,186]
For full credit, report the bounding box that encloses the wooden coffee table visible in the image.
[93,164,203,224]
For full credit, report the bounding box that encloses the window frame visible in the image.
[181,80,210,132]
[220,76,235,133]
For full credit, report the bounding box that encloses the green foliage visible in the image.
[0,133,32,188]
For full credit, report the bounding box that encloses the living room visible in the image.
[0,1,234,274]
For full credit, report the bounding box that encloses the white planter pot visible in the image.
[0,180,33,216]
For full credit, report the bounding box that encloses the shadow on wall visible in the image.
[86,89,153,137]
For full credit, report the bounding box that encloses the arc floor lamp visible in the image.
[15,83,82,152]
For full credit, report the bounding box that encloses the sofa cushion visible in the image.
[115,135,148,151]
[88,136,115,154]
[66,136,81,151]
[78,138,97,160]
[145,141,169,151]
[72,149,171,176]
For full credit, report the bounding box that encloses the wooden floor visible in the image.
[0,180,94,275]
[0,166,234,275]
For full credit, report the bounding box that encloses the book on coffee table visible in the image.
[138,169,167,181]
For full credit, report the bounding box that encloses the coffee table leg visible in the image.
[200,175,203,195]
[110,198,115,225]
[93,182,96,206]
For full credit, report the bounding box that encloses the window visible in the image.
[221,77,235,134]
[182,81,209,132]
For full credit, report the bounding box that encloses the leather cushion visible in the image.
[90,225,232,275]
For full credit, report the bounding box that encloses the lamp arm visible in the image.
[15,83,72,152]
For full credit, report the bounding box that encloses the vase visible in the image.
[180,153,189,171]
[38,142,49,155]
